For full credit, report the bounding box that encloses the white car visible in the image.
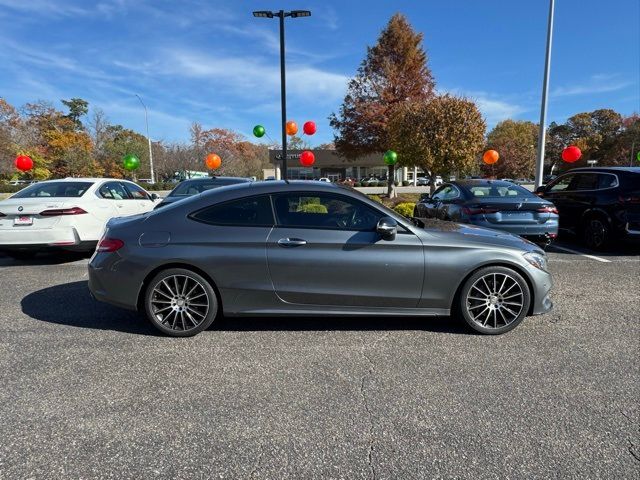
[0,178,158,258]
[318,177,331,182]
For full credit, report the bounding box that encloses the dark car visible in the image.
[414,180,559,245]
[89,181,553,337]
[535,167,640,249]
[154,176,251,209]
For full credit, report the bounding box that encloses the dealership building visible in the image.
[265,149,423,182]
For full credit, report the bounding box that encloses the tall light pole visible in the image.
[534,0,555,188]
[253,9,311,181]
[135,94,155,184]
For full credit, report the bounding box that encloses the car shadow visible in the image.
[0,250,93,267]
[549,237,640,257]
[22,281,470,336]
[21,281,158,336]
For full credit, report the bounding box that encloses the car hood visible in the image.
[419,219,543,253]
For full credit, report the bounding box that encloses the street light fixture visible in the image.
[134,94,155,184]
[253,9,311,181]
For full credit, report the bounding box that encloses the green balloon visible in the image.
[636,151,640,163]
[253,125,266,138]
[123,154,140,171]
[383,150,398,165]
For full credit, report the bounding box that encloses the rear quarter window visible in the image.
[189,195,274,227]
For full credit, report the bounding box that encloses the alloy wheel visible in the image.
[465,272,524,330]
[149,274,209,332]
[585,219,606,249]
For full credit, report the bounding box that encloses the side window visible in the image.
[190,195,274,226]
[569,173,598,191]
[273,192,383,230]
[124,182,151,200]
[99,182,129,200]
[548,174,574,192]
[433,185,458,201]
[597,174,618,189]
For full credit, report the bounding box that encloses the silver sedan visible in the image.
[88,181,553,337]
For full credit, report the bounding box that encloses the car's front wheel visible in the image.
[458,266,531,334]
[144,268,219,337]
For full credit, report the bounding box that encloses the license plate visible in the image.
[14,215,33,226]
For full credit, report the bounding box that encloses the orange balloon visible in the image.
[483,149,499,165]
[286,120,298,136]
[205,153,221,169]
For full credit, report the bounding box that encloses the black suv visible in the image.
[535,167,640,249]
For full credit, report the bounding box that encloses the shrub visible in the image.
[393,202,416,218]
[297,203,328,214]
[402,180,411,186]
[354,182,362,187]
[377,181,386,187]
[0,183,26,194]
[393,180,399,186]
[368,194,383,204]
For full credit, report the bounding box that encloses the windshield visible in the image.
[169,179,247,197]
[465,183,534,198]
[11,181,93,198]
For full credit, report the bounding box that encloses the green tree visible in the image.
[330,13,435,159]
[61,98,89,130]
[483,120,538,178]
[389,95,486,193]
[100,125,149,179]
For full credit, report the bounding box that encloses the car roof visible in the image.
[179,176,251,182]
[451,179,521,187]
[562,167,640,174]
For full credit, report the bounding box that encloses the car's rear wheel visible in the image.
[582,216,610,250]
[458,266,531,334]
[144,268,218,337]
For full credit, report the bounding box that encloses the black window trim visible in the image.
[121,180,152,201]
[187,194,275,227]
[96,181,132,200]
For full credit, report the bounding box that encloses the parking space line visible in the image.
[549,245,611,263]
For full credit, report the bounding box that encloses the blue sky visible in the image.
[0,0,638,146]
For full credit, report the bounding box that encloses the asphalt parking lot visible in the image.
[0,241,638,479]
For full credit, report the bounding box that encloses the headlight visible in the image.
[523,251,548,271]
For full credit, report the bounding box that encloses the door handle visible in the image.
[277,238,307,247]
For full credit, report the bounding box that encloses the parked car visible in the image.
[414,180,559,246]
[361,177,381,186]
[0,178,158,258]
[416,177,430,186]
[535,167,640,249]
[154,176,251,209]
[89,181,552,337]
[318,177,331,183]
[434,176,443,186]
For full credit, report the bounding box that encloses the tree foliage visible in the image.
[330,13,435,159]
[483,120,538,178]
[389,94,486,192]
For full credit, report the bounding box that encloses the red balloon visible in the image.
[562,146,582,163]
[300,150,315,166]
[15,155,33,172]
[483,150,499,165]
[303,121,317,136]
[205,153,221,169]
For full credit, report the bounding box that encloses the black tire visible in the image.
[7,251,37,260]
[458,266,531,335]
[582,216,610,250]
[144,268,219,337]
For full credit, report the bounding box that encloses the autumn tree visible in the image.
[100,125,149,179]
[482,120,538,178]
[62,98,89,129]
[389,95,486,193]
[330,13,435,159]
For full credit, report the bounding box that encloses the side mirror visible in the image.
[419,193,430,201]
[150,193,159,200]
[534,186,545,196]
[376,216,398,241]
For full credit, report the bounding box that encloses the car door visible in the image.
[563,173,599,225]
[122,181,156,213]
[96,181,134,217]
[266,191,424,308]
[541,173,575,231]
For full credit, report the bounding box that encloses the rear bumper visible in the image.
[88,252,143,311]
[0,227,85,249]
[469,219,559,238]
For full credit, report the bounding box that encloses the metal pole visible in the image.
[279,10,288,182]
[534,0,555,189]
[135,94,155,184]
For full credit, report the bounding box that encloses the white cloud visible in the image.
[551,74,632,97]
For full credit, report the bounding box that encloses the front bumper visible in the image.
[527,264,554,315]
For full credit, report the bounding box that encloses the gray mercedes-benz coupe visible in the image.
[88,181,553,337]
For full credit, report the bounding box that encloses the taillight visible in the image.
[40,207,87,216]
[463,206,499,215]
[96,238,124,253]
[619,195,640,204]
[537,206,559,214]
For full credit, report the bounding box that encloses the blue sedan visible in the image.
[414,180,559,245]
